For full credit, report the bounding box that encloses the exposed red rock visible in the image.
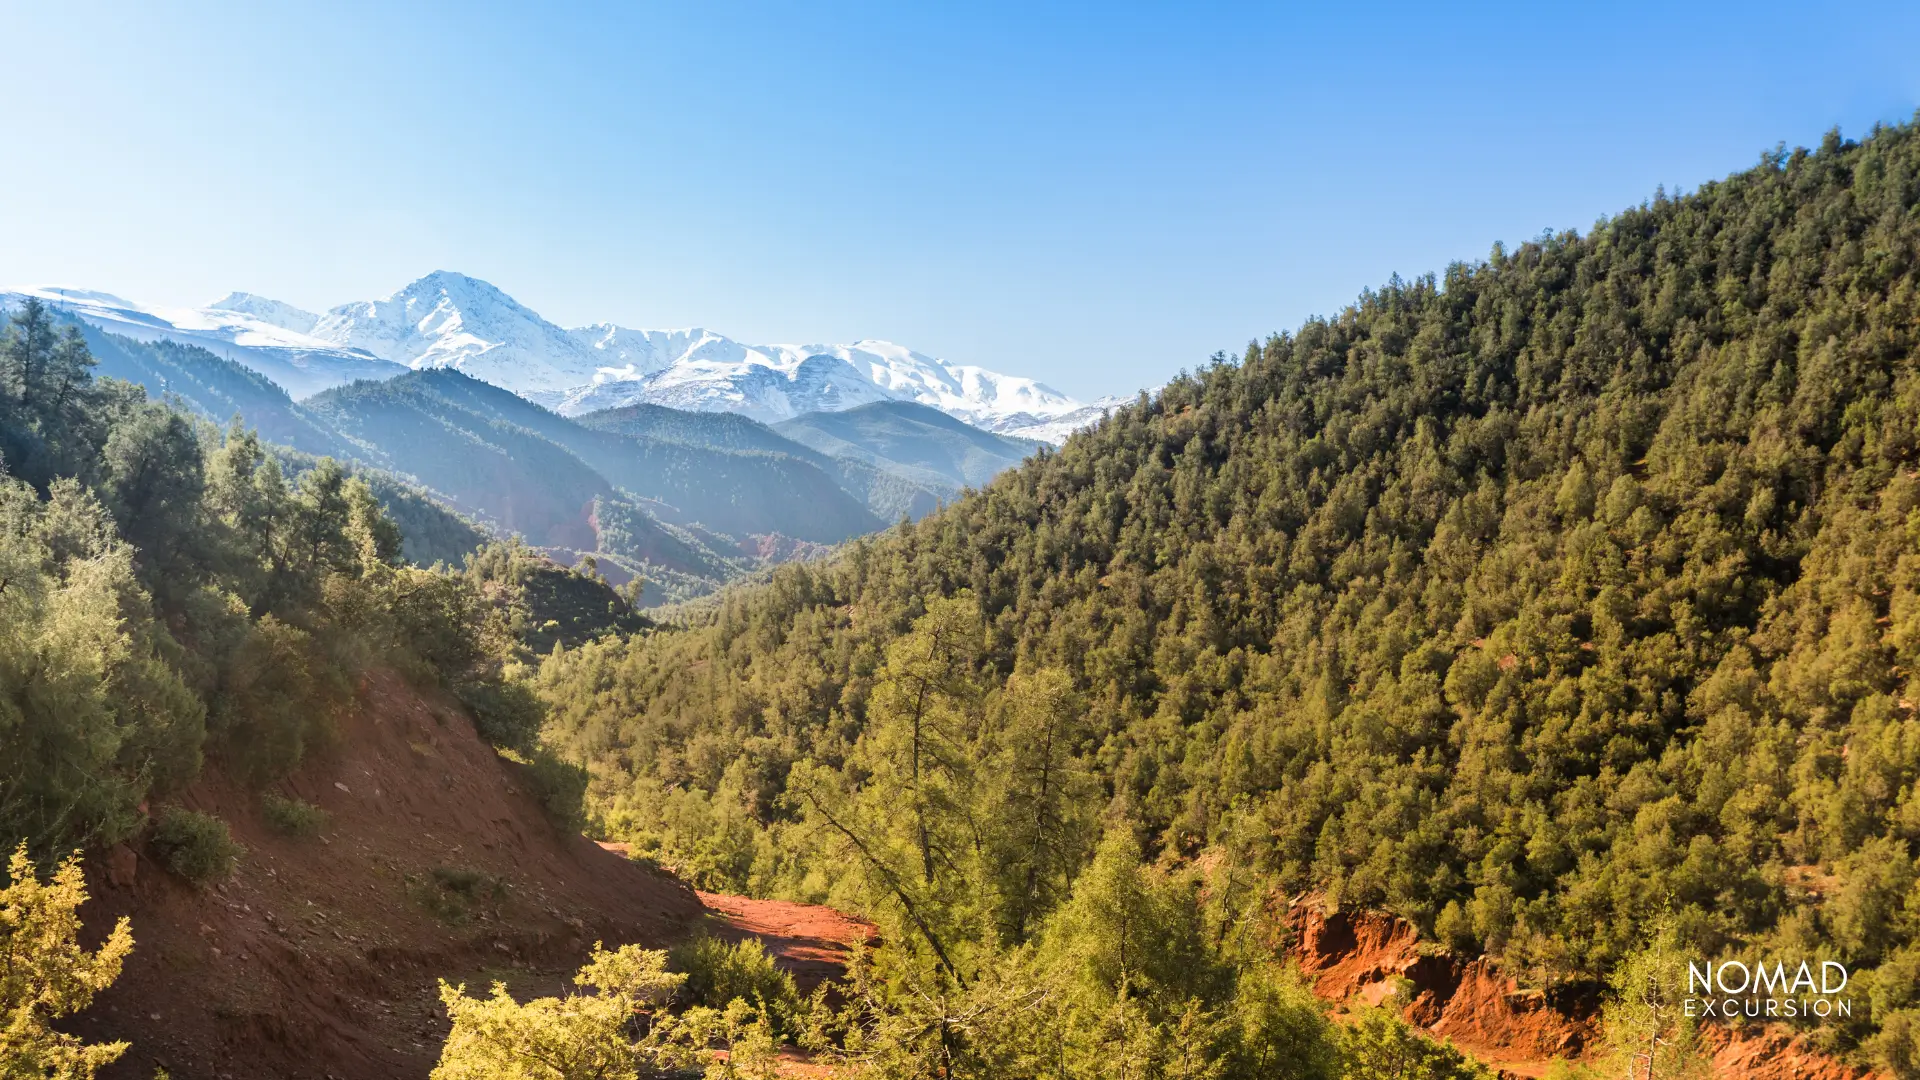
[1280,898,1886,1080]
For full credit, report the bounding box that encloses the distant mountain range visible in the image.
[3,272,1125,442]
[64,318,1044,603]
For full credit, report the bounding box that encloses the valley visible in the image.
[6,108,1920,1080]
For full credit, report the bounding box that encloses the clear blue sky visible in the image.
[2,2,1916,400]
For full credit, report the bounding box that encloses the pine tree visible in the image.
[3,297,55,408]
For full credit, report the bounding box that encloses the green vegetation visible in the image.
[148,808,243,886]
[0,844,133,1078]
[260,793,329,837]
[0,295,543,860]
[433,943,764,1079]
[668,935,801,1029]
[465,539,649,655]
[533,120,1920,1073]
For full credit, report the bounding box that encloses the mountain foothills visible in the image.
[1,273,1114,440]
[61,318,1043,602]
[527,122,1920,1076]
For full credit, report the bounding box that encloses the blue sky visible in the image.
[1,2,1916,400]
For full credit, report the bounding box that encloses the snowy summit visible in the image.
[5,271,1120,442]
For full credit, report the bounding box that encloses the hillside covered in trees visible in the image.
[0,295,596,861]
[535,121,1920,1074]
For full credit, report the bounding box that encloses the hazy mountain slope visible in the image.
[303,374,734,588]
[773,400,1043,489]
[80,326,489,566]
[303,376,613,549]
[1,286,404,397]
[574,403,954,521]
[385,371,884,543]
[573,401,822,457]
[81,324,354,456]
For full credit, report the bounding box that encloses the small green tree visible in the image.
[1597,919,1706,1080]
[0,843,134,1078]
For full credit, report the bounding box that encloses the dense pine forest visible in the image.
[533,121,1920,1075]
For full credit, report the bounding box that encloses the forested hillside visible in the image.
[537,121,1920,1074]
[0,297,560,863]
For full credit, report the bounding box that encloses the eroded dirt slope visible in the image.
[1284,900,1884,1080]
[73,670,704,1080]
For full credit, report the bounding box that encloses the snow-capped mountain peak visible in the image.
[8,270,1119,441]
[301,270,608,395]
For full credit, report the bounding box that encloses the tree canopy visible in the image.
[537,119,1920,1073]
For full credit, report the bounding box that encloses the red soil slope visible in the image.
[71,670,705,1080]
[1284,900,1884,1080]
[692,889,876,996]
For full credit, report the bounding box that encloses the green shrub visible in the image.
[455,677,546,754]
[668,934,799,1028]
[409,866,507,925]
[150,808,243,886]
[260,793,328,837]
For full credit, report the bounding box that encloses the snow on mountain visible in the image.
[0,285,404,399]
[304,271,608,396]
[983,397,1131,443]
[207,292,322,335]
[4,271,1120,442]
[568,324,702,379]
[557,335,1087,430]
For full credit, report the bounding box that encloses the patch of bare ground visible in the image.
[69,669,705,1080]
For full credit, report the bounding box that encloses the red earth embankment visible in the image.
[1284,901,1884,1080]
[74,669,705,1080]
[692,889,877,996]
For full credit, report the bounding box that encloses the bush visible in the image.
[456,677,546,754]
[410,866,506,925]
[435,943,703,1078]
[669,934,799,1026]
[213,616,345,786]
[149,808,243,886]
[260,793,328,837]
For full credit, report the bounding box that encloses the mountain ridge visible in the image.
[7,273,1118,442]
